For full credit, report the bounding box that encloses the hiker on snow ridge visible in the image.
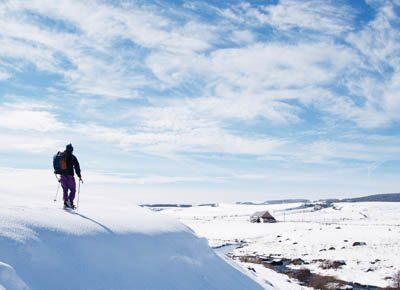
[60,144,82,209]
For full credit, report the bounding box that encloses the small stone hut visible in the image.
[250,211,276,223]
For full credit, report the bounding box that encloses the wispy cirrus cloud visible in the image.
[1,0,400,199]
[218,0,355,34]
[72,122,284,156]
[343,1,400,128]
[0,0,219,98]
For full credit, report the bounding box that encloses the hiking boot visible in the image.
[64,200,75,209]
[69,201,76,210]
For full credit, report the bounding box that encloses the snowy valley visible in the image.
[1,170,399,290]
[159,200,400,289]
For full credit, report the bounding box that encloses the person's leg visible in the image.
[67,176,76,203]
[60,175,69,202]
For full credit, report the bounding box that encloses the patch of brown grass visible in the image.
[287,268,347,290]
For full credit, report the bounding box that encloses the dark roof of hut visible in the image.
[251,211,275,219]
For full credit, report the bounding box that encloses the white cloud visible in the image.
[262,0,354,33]
[2,100,55,110]
[0,104,64,132]
[87,172,218,185]
[347,1,399,70]
[268,134,400,166]
[335,1,400,128]
[0,37,60,73]
[209,42,358,86]
[0,70,11,80]
[0,132,61,153]
[0,0,220,98]
[0,0,397,130]
[72,122,283,156]
[230,30,256,44]
[146,41,360,124]
[219,1,355,34]
[0,0,399,168]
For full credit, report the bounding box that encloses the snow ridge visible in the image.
[0,191,263,290]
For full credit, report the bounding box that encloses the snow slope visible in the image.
[0,177,264,290]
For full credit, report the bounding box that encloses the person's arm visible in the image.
[73,155,82,180]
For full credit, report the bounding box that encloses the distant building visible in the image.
[250,211,276,223]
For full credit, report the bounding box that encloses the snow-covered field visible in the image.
[161,202,400,289]
[0,180,263,290]
[2,169,399,290]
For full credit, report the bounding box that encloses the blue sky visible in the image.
[0,0,399,202]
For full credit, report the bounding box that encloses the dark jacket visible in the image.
[63,151,81,178]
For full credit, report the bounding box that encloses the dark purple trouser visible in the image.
[60,175,76,202]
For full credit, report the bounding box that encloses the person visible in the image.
[60,144,82,209]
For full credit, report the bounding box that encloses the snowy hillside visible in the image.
[0,183,264,290]
[162,203,400,289]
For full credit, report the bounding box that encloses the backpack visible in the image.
[53,151,67,174]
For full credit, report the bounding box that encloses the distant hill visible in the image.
[236,199,310,205]
[237,194,400,207]
[341,193,400,202]
[140,204,192,208]
[263,199,310,205]
[236,201,262,205]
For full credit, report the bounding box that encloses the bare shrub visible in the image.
[239,255,262,264]
[393,270,400,290]
[310,275,340,290]
[289,268,312,283]
[287,268,339,290]
[320,260,346,270]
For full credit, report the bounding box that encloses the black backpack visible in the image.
[53,151,67,174]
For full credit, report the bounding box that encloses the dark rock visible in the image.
[352,242,366,246]
[270,259,284,266]
[329,247,336,250]
[270,253,282,257]
[291,258,304,265]
[247,267,256,272]
[320,260,346,269]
